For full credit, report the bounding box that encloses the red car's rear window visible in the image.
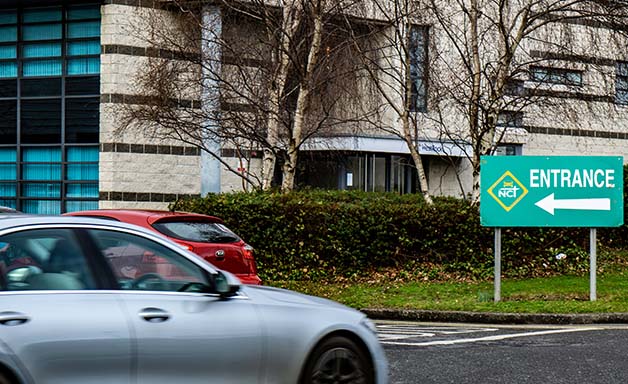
[152,221,241,244]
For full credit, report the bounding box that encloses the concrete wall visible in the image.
[428,157,473,198]
[100,3,202,209]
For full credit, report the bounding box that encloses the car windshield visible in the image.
[152,221,241,244]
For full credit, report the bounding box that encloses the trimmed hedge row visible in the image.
[171,189,621,281]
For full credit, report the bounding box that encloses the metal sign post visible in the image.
[480,156,623,303]
[494,228,501,302]
[590,228,597,301]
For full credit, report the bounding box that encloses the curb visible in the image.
[361,308,628,325]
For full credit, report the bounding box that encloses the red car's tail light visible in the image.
[242,244,257,275]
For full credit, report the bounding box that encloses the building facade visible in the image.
[0,2,101,213]
[0,0,204,214]
[1,0,628,213]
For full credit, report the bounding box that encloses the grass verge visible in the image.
[269,270,628,313]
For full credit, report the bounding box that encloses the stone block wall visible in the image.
[100,2,202,209]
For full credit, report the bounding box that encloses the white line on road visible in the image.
[377,326,498,334]
[381,327,602,347]
[376,326,498,340]
[379,333,437,340]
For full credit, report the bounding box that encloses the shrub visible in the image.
[171,190,612,281]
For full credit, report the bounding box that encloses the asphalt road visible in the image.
[376,321,628,384]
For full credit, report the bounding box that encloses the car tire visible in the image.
[300,336,374,384]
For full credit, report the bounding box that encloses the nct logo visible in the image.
[487,171,528,212]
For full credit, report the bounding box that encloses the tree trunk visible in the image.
[402,113,432,203]
[470,2,529,203]
[402,21,432,203]
[261,1,302,190]
[281,3,324,192]
[469,0,483,204]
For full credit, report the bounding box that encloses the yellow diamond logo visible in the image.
[487,171,528,212]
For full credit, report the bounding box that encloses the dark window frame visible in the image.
[530,66,583,86]
[615,61,628,105]
[408,25,429,113]
[496,110,524,128]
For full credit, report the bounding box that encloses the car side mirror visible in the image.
[214,270,241,298]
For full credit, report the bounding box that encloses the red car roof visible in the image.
[65,209,224,225]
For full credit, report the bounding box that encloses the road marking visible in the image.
[380,327,601,346]
[379,333,436,340]
[376,325,498,341]
[377,325,498,334]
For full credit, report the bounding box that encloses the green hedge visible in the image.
[171,189,621,281]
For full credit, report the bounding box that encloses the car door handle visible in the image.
[0,312,29,326]
[138,308,170,323]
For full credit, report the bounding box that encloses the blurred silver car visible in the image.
[0,215,387,384]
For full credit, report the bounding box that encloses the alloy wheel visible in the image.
[310,347,367,384]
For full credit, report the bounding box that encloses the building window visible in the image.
[345,154,388,192]
[409,25,428,112]
[297,152,418,194]
[0,5,100,214]
[615,62,628,105]
[496,111,523,128]
[504,79,525,97]
[494,145,522,156]
[530,66,582,86]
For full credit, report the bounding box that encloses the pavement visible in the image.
[362,308,628,324]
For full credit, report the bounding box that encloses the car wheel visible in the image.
[300,336,374,384]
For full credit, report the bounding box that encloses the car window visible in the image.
[152,221,240,243]
[88,229,210,292]
[0,228,97,291]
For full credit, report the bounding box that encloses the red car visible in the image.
[64,209,261,285]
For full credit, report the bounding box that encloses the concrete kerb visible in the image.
[362,308,628,325]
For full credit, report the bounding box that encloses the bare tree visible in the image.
[347,0,628,203]
[345,0,434,203]
[119,0,369,192]
[417,0,628,202]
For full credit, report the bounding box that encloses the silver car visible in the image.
[0,215,388,384]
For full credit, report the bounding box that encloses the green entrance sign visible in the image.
[480,156,624,227]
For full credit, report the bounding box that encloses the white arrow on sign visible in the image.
[535,193,611,215]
